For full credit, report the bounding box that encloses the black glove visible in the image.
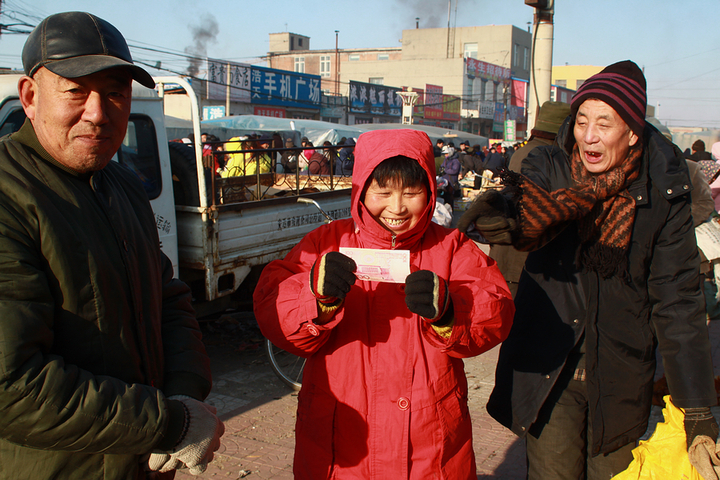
[684,406,719,450]
[404,270,451,324]
[456,189,517,245]
[310,252,357,306]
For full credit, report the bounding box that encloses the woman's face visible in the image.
[363,178,428,235]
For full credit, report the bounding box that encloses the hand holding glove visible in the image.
[684,406,719,450]
[456,189,517,245]
[310,251,357,306]
[147,395,225,475]
[404,270,451,324]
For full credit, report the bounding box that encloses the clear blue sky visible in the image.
[1,0,718,128]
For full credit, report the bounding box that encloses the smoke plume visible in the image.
[397,0,477,28]
[185,14,219,77]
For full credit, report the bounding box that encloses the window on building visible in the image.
[298,38,303,47]
[378,53,389,61]
[465,77,474,108]
[369,77,384,85]
[513,44,519,67]
[464,43,478,59]
[349,54,360,61]
[523,47,529,70]
[555,79,567,88]
[576,79,586,89]
[294,57,305,73]
[482,79,491,101]
[496,82,504,102]
[320,55,331,77]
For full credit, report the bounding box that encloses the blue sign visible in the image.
[203,105,226,120]
[250,66,321,110]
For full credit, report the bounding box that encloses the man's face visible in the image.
[574,98,639,174]
[19,67,133,173]
[363,178,427,236]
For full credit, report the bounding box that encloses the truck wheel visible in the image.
[265,339,304,390]
[168,142,200,206]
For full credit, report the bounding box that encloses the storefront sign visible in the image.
[254,106,286,118]
[203,105,226,120]
[465,58,511,83]
[251,66,321,109]
[424,84,444,120]
[207,60,251,103]
[504,120,516,142]
[442,95,461,122]
[349,81,402,116]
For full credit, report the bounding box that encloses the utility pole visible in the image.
[525,0,554,138]
[335,30,339,96]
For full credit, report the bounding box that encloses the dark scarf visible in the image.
[504,145,641,278]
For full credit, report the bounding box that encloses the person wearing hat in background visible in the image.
[689,139,713,161]
[459,60,718,479]
[280,137,299,173]
[487,100,571,298]
[0,11,224,479]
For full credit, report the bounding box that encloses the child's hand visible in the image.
[404,270,451,322]
[310,252,357,306]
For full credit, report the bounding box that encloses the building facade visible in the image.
[268,25,532,138]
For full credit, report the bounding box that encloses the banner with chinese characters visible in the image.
[203,105,225,120]
[254,106,286,118]
[251,66,321,110]
[465,58,511,84]
[349,81,402,116]
[207,59,251,103]
[442,95,461,122]
[424,84,444,120]
[493,102,505,132]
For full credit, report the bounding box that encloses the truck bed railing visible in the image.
[205,143,354,206]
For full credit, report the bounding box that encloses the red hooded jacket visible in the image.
[253,129,514,479]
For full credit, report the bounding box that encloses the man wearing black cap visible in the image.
[0,12,223,479]
[460,60,718,478]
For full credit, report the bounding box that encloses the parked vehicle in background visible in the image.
[0,73,353,317]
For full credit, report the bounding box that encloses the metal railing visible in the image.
[201,141,355,206]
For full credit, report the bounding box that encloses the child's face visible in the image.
[363,178,428,236]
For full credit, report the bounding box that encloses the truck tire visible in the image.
[168,142,200,206]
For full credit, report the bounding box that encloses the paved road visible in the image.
[175,309,720,480]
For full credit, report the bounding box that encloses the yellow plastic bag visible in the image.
[613,395,702,479]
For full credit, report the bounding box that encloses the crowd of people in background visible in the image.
[180,133,358,179]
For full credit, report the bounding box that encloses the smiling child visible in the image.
[253,128,514,479]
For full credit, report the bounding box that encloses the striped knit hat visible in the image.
[571,60,647,138]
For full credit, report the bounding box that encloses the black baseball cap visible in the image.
[22,11,155,88]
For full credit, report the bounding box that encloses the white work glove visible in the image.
[146,395,225,475]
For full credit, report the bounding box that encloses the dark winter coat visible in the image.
[0,121,212,479]
[487,121,717,456]
[441,152,461,188]
[489,136,554,296]
[483,151,506,173]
